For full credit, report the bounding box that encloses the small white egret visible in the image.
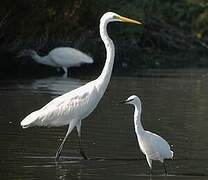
[19,47,94,77]
[20,12,142,161]
[121,95,173,175]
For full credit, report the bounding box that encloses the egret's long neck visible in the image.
[96,20,115,95]
[133,104,144,136]
[31,52,54,66]
[31,51,43,64]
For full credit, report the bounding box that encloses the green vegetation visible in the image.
[1,0,208,76]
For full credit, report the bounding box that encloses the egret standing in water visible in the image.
[19,47,94,77]
[121,95,173,175]
[20,12,142,161]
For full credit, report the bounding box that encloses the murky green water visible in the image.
[0,69,208,179]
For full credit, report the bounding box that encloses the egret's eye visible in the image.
[113,15,118,19]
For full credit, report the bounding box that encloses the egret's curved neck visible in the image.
[96,20,115,94]
[31,52,54,66]
[31,51,43,64]
[133,104,144,135]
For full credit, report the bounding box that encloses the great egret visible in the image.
[19,47,94,77]
[20,12,142,161]
[121,95,173,175]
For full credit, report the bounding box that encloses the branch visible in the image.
[0,10,11,28]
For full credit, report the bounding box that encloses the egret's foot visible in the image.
[80,148,88,160]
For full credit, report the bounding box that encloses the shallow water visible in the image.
[0,69,208,179]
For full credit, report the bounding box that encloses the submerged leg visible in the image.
[146,156,152,175]
[55,123,74,161]
[150,168,153,176]
[163,161,168,175]
[76,121,88,160]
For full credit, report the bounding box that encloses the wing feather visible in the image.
[36,81,98,127]
[38,91,90,126]
[139,131,173,161]
[49,47,93,67]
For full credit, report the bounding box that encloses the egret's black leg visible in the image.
[55,140,65,161]
[163,161,168,175]
[150,168,153,176]
[76,121,88,160]
[146,156,153,176]
[55,123,74,161]
[79,137,88,160]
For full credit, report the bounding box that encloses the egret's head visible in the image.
[121,95,141,105]
[121,95,142,113]
[18,49,37,58]
[101,12,142,25]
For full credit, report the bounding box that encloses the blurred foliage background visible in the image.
[1,0,208,77]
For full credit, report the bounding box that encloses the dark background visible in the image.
[1,0,208,78]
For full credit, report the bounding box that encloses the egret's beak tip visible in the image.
[119,100,126,105]
[119,16,143,25]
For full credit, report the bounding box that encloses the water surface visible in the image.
[0,69,208,179]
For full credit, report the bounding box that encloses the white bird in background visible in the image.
[121,95,173,175]
[19,47,94,77]
[20,12,142,161]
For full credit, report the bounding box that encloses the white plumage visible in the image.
[22,81,100,128]
[122,95,173,174]
[19,47,94,77]
[20,12,142,161]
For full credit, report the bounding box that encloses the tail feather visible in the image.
[20,110,40,128]
[83,54,94,64]
[86,56,94,64]
[170,150,174,159]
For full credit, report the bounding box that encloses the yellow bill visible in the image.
[119,16,142,25]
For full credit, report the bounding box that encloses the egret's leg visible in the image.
[76,121,88,160]
[55,123,74,161]
[163,161,168,175]
[150,168,152,176]
[146,156,152,175]
[62,67,68,78]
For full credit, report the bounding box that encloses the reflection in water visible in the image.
[0,70,208,179]
[55,161,82,180]
[31,77,86,96]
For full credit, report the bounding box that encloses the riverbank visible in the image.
[1,1,208,77]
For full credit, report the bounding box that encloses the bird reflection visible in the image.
[31,77,86,96]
